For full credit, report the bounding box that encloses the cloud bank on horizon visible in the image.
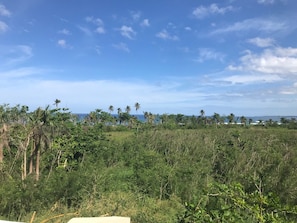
[0,0,297,116]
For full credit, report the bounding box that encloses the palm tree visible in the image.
[0,123,9,164]
[125,105,131,114]
[199,109,206,125]
[0,104,10,165]
[135,102,140,113]
[213,113,220,128]
[227,113,235,124]
[200,109,205,117]
[108,105,114,114]
[240,116,247,126]
[54,99,61,108]
[29,105,55,180]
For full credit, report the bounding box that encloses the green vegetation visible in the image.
[0,103,297,222]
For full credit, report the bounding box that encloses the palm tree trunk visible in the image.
[29,140,35,175]
[22,149,26,180]
[0,142,3,164]
[36,148,40,181]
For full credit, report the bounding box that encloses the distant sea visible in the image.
[75,114,297,123]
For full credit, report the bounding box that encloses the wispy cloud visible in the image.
[0,4,11,17]
[77,25,92,36]
[119,25,136,39]
[257,0,275,4]
[130,11,141,21]
[85,16,105,34]
[156,29,179,41]
[58,28,71,35]
[0,67,44,79]
[220,74,282,84]
[0,21,8,33]
[193,3,234,19]
[0,45,33,66]
[211,18,287,34]
[85,16,103,26]
[112,42,130,52]
[57,39,72,49]
[140,19,150,27]
[247,37,275,47]
[195,48,225,63]
[0,78,206,113]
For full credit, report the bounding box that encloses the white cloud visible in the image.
[247,37,275,47]
[95,45,101,55]
[229,47,297,75]
[0,67,44,79]
[185,26,192,31]
[0,78,207,114]
[85,16,103,26]
[57,39,72,49]
[119,25,136,39]
[58,29,71,35]
[156,29,179,41]
[0,45,33,65]
[78,26,92,36]
[0,4,11,17]
[211,18,287,34]
[85,16,105,34]
[193,3,234,19]
[112,42,130,52]
[95,27,105,34]
[257,0,275,4]
[220,74,282,84]
[0,21,8,33]
[140,19,150,27]
[195,48,225,63]
[130,11,141,21]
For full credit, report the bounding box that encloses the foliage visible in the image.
[178,182,297,223]
[0,103,297,223]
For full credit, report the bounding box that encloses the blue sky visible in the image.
[1,0,297,116]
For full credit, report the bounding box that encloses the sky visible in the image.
[0,0,297,116]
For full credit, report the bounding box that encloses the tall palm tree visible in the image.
[125,105,131,114]
[108,105,114,114]
[29,106,55,180]
[0,104,10,164]
[134,102,140,113]
[200,109,205,117]
[227,113,235,124]
[0,123,9,164]
[54,99,61,108]
[213,112,220,128]
[240,116,247,126]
